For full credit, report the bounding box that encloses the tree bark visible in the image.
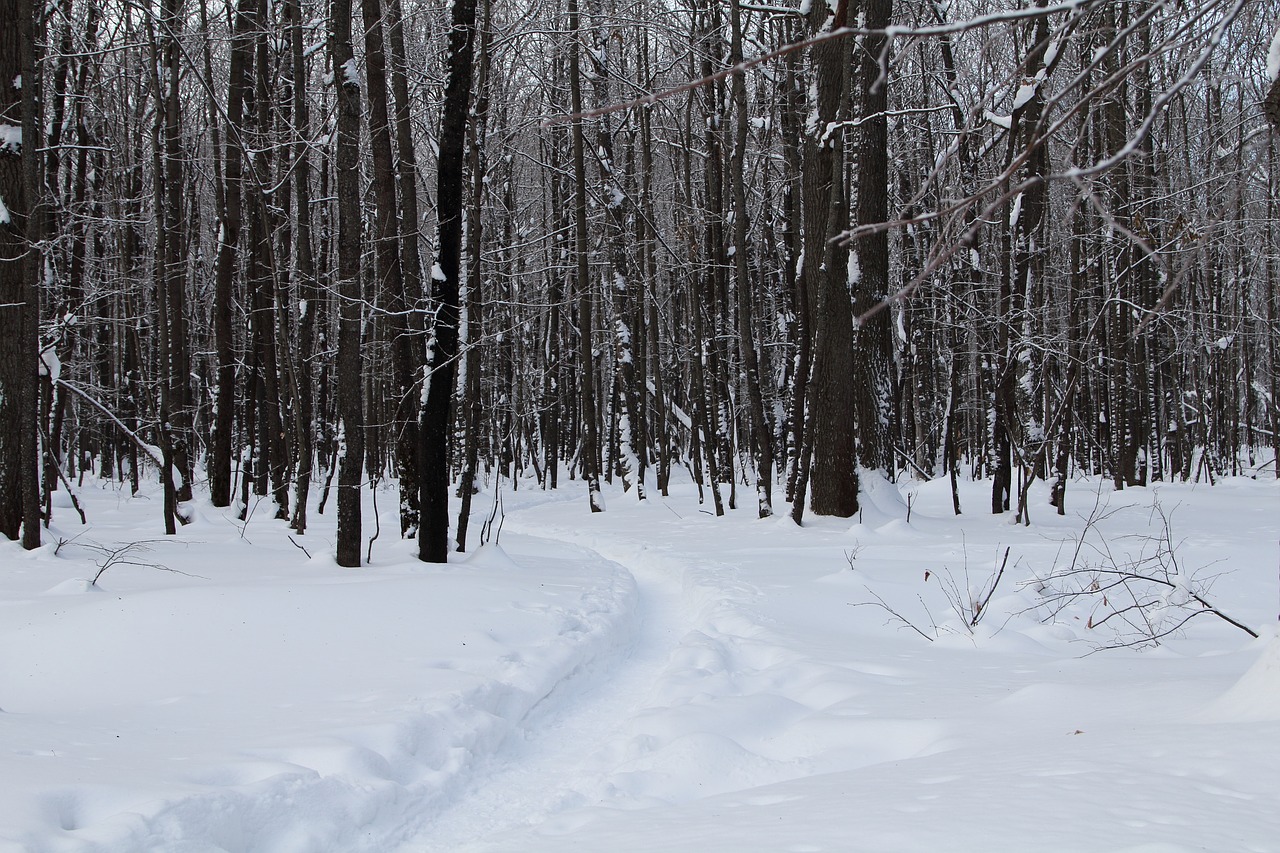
[851,0,893,473]
[568,0,603,513]
[729,0,773,518]
[210,0,254,509]
[361,0,423,537]
[331,0,365,567]
[420,0,478,560]
[288,0,317,533]
[0,0,42,546]
[802,0,859,519]
[456,0,491,552]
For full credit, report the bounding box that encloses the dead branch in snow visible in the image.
[1028,495,1257,649]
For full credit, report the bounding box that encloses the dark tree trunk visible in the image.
[331,0,365,567]
[419,0,478,561]
[210,0,254,509]
[0,0,42,546]
[361,0,422,538]
[387,0,427,518]
[729,0,772,518]
[851,0,893,473]
[568,0,603,513]
[802,0,858,519]
[160,0,194,509]
[457,0,491,552]
[288,0,317,533]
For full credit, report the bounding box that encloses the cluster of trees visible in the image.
[0,0,1276,563]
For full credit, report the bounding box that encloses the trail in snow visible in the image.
[402,538,689,851]
[8,475,1279,852]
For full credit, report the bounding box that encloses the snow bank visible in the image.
[4,473,1279,852]
[1202,633,1280,722]
[0,488,637,852]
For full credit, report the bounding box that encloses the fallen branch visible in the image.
[1030,496,1258,648]
[54,379,164,469]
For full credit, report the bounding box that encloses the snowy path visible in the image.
[0,506,648,853]
[406,539,687,850]
[409,483,1280,853]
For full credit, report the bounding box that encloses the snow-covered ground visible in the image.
[2,469,1278,852]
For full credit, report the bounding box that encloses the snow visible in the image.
[1044,38,1060,70]
[1269,25,1280,81]
[0,123,19,154]
[983,110,1012,130]
[0,193,8,225]
[341,58,361,88]
[1011,81,1037,111]
[2,472,1279,851]
[1203,633,1280,722]
[38,348,61,383]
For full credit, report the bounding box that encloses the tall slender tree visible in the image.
[331,0,365,567]
[729,0,773,518]
[420,0,479,561]
[0,0,41,547]
[568,0,603,513]
[798,0,859,521]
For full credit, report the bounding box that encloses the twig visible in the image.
[39,423,88,526]
[288,536,312,560]
[543,0,1087,126]
[850,590,935,642]
[970,547,1011,628]
[54,529,90,556]
[478,479,506,547]
[366,476,381,563]
[1031,496,1258,646]
[71,539,207,586]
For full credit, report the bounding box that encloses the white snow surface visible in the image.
[1269,25,1280,82]
[0,123,20,154]
[2,472,1279,852]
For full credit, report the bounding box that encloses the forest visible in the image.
[0,0,1277,562]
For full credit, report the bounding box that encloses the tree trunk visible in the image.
[803,0,858,519]
[457,0,491,552]
[331,0,365,567]
[729,0,772,518]
[0,0,42,546]
[210,0,254,509]
[361,0,423,537]
[420,0,478,560]
[161,0,194,508]
[288,0,317,533]
[568,0,603,513]
[851,0,893,473]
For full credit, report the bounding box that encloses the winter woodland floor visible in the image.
[2,468,1279,852]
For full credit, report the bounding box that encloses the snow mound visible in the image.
[463,543,522,571]
[853,469,910,528]
[42,578,101,596]
[1201,635,1280,722]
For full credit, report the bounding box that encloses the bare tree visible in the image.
[420,0,479,561]
[331,0,366,567]
[0,0,41,547]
